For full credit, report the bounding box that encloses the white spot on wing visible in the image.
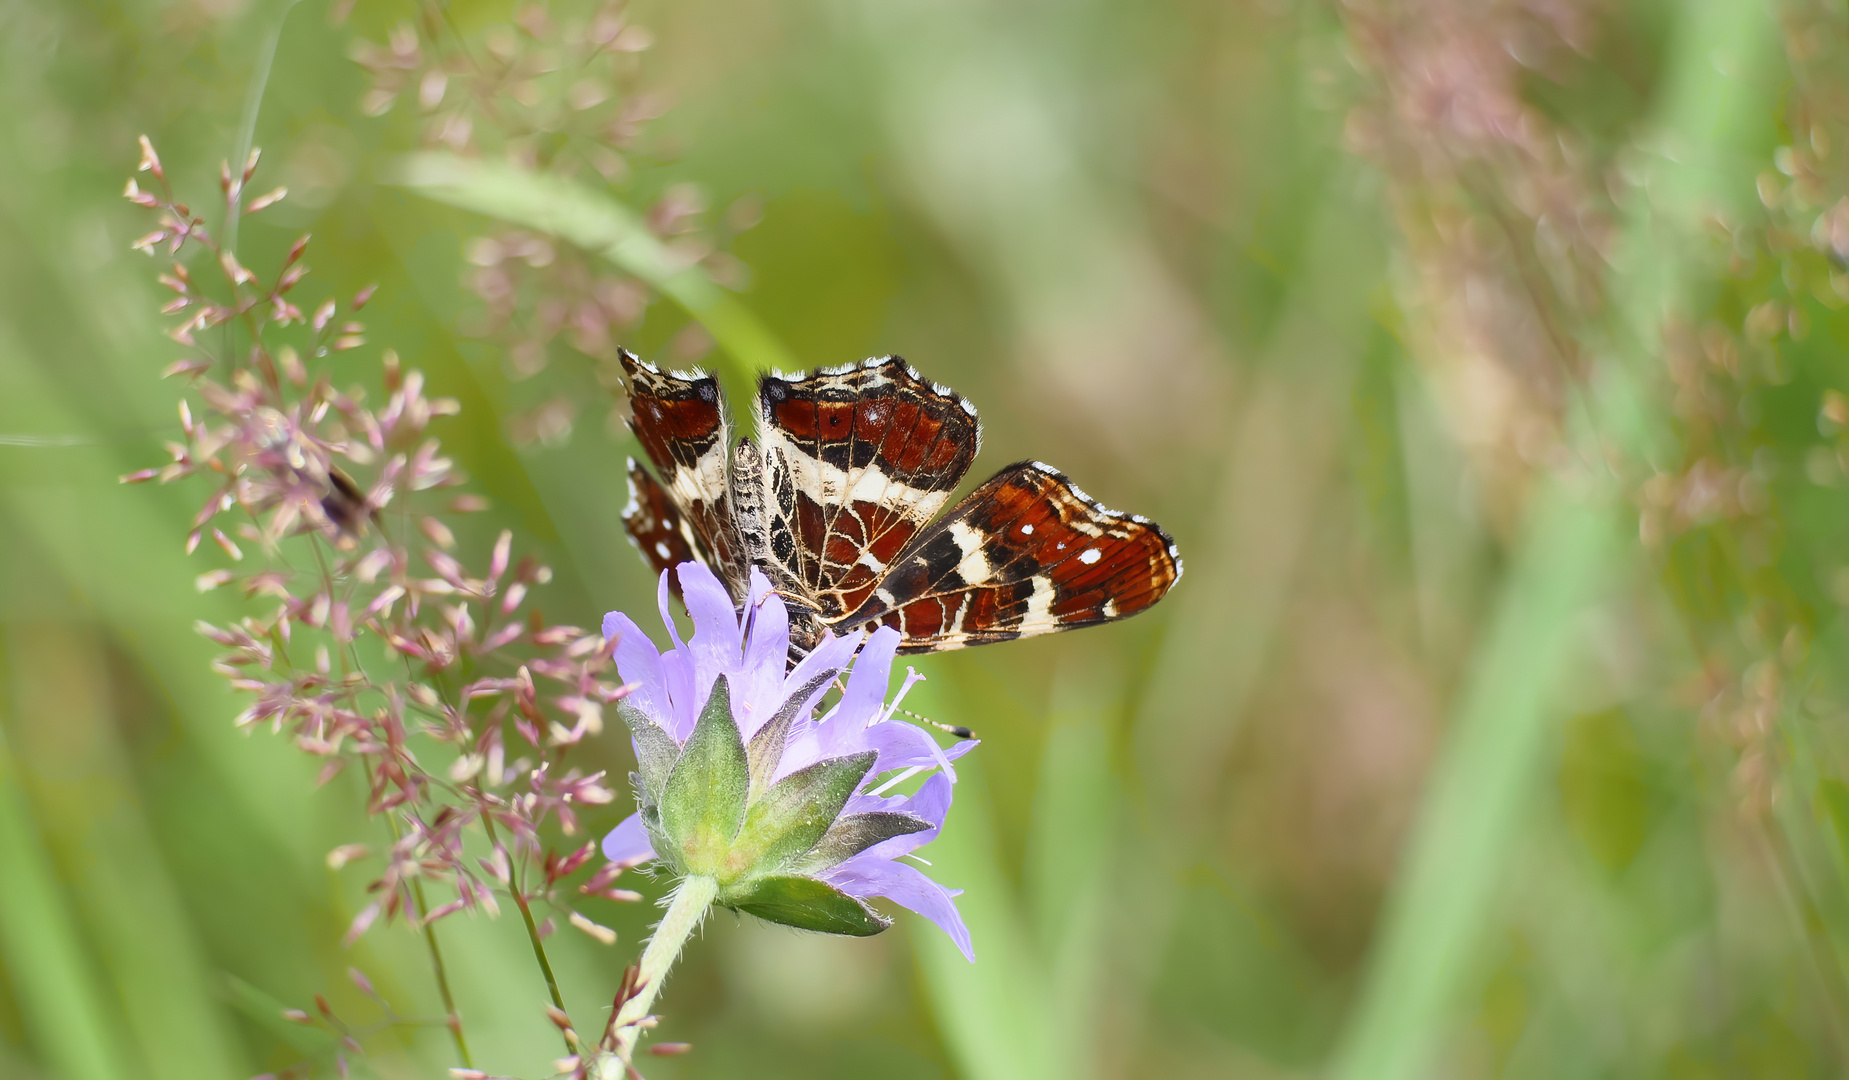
[960,397,979,418]
[947,520,993,583]
[622,468,642,518]
[1020,575,1056,631]
[1019,523,1033,535]
[656,541,672,559]
[1078,548,1101,565]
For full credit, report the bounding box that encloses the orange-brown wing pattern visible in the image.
[619,350,744,589]
[753,357,980,622]
[839,461,1182,653]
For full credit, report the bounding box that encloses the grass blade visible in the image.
[387,152,797,388]
[1327,2,1780,1076]
[0,725,137,1080]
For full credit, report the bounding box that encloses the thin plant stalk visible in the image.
[373,763,473,1070]
[479,810,573,1053]
[411,877,473,1069]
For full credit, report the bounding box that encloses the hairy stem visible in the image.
[614,875,718,1060]
[411,877,472,1068]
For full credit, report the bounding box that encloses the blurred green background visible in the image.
[6,0,1849,1077]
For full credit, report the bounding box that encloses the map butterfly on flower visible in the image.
[618,350,1182,655]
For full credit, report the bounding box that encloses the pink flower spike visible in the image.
[481,622,525,651]
[420,516,457,549]
[489,529,512,582]
[499,582,527,616]
[342,902,380,946]
[137,134,162,178]
[212,528,243,561]
[422,898,466,924]
[218,251,255,286]
[246,187,288,214]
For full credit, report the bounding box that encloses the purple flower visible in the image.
[601,561,975,960]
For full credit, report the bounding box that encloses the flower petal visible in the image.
[775,630,860,748]
[735,569,790,734]
[679,561,743,719]
[742,568,787,669]
[832,626,899,729]
[601,812,656,865]
[784,626,897,775]
[605,612,669,726]
[825,856,972,961]
[655,570,697,737]
[857,720,955,780]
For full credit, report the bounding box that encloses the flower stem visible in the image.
[411,878,472,1068]
[614,875,718,1059]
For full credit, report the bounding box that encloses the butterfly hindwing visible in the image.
[622,457,707,580]
[840,461,1183,653]
[753,357,981,622]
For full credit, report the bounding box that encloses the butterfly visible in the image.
[619,351,1181,655]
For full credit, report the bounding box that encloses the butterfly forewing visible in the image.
[619,352,745,588]
[840,461,1183,653]
[754,358,981,621]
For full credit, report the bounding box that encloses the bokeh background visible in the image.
[2,0,1846,1078]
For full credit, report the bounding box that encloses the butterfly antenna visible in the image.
[895,708,975,741]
